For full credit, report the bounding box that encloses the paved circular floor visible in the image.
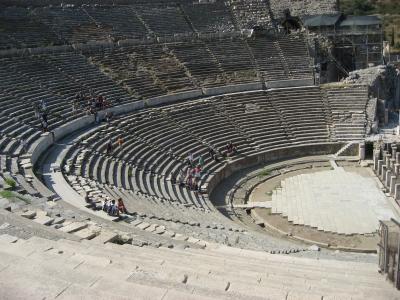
[270,167,398,235]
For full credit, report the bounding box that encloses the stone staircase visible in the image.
[0,233,397,300]
[332,141,358,158]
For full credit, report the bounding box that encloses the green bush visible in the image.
[0,190,14,199]
[4,178,16,189]
[257,169,270,178]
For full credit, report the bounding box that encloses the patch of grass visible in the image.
[0,190,31,204]
[257,169,270,178]
[15,194,31,204]
[4,178,16,189]
[0,190,14,199]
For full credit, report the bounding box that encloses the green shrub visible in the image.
[0,190,14,199]
[4,178,16,189]
[257,169,270,178]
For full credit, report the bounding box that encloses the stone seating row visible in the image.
[61,87,370,217]
[0,53,133,130]
[0,233,397,300]
[86,44,196,99]
[228,0,273,29]
[182,1,236,34]
[136,6,192,36]
[325,86,370,141]
[276,34,313,80]
[269,0,338,19]
[0,6,62,50]
[0,2,270,50]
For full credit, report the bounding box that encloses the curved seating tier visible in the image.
[61,87,372,226]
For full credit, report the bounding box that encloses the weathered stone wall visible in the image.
[206,142,346,194]
[342,65,399,108]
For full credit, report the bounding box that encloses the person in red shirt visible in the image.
[117,198,128,214]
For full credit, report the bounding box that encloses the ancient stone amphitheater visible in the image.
[0,0,399,299]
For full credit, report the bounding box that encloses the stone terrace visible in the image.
[0,233,397,300]
[57,88,373,242]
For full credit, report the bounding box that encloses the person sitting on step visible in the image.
[208,147,219,162]
[226,141,237,157]
[117,198,128,214]
[198,155,204,167]
[108,199,119,216]
[106,139,113,155]
[117,136,124,148]
[102,199,110,212]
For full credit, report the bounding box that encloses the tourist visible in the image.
[33,103,40,119]
[106,139,113,154]
[117,198,128,214]
[167,147,174,158]
[198,155,204,167]
[226,141,237,156]
[108,199,118,216]
[117,136,124,148]
[187,152,194,167]
[208,147,216,161]
[20,139,27,153]
[72,100,78,117]
[105,111,113,123]
[40,112,48,124]
[102,199,110,212]
[39,99,47,112]
[85,194,97,210]
[41,119,48,133]
[193,165,202,190]
[178,169,185,186]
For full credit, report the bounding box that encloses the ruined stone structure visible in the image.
[0,0,399,298]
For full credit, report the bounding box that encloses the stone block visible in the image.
[144,224,158,232]
[390,176,397,195]
[58,222,88,233]
[136,222,150,230]
[385,155,391,168]
[373,149,380,166]
[359,142,365,160]
[20,210,37,219]
[392,144,397,159]
[73,228,97,240]
[390,159,396,170]
[395,184,400,200]
[385,170,392,187]
[33,216,54,226]
[381,165,387,181]
[0,234,19,243]
[377,160,383,175]
[53,217,65,225]
[395,164,400,176]
[91,230,118,244]
[154,226,166,235]
[35,210,48,217]
[173,233,188,241]
[162,231,176,238]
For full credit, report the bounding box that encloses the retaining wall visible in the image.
[265,78,314,89]
[202,82,264,96]
[206,142,349,194]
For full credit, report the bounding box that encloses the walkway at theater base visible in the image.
[271,167,398,235]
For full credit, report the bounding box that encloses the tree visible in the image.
[344,0,375,15]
